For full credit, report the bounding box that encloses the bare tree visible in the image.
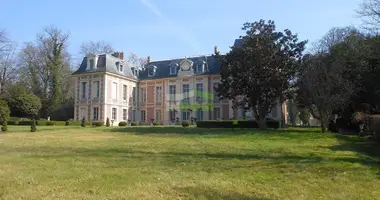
[80,41,114,56]
[297,53,354,132]
[0,30,18,96]
[312,26,360,53]
[357,0,380,31]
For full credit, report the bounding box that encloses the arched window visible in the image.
[169,62,178,75]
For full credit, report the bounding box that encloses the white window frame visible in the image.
[213,107,220,120]
[112,108,117,120]
[112,82,118,100]
[170,65,177,75]
[169,85,176,101]
[183,84,189,103]
[81,82,87,100]
[196,63,204,73]
[196,83,203,102]
[182,111,190,121]
[89,59,95,69]
[196,108,203,120]
[123,109,127,121]
[156,86,162,103]
[92,81,100,99]
[123,85,127,100]
[156,110,161,121]
[141,110,146,121]
[93,107,99,120]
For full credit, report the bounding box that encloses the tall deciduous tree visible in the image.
[357,0,380,31]
[0,30,18,96]
[216,20,307,129]
[80,41,114,56]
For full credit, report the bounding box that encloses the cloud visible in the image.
[139,0,201,53]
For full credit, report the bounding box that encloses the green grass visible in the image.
[0,126,380,200]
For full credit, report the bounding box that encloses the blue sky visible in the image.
[1,0,362,62]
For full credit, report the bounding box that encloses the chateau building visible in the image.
[72,42,286,125]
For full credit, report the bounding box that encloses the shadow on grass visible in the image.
[174,186,272,200]
[329,134,380,160]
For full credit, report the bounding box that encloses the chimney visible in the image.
[119,52,124,60]
[147,55,151,63]
[214,45,219,54]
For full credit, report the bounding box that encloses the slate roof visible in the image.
[72,54,137,79]
[138,55,221,80]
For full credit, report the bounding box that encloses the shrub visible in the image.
[46,121,55,126]
[182,120,190,127]
[81,118,86,127]
[7,120,18,125]
[65,120,69,126]
[131,122,137,126]
[153,122,161,126]
[19,121,34,126]
[92,121,103,127]
[30,120,37,132]
[1,121,8,132]
[118,121,127,126]
[196,120,281,129]
[106,117,110,127]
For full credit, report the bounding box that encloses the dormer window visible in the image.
[148,65,157,77]
[89,59,95,70]
[196,63,204,73]
[120,64,123,72]
[169,63,178,75]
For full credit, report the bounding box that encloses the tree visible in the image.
[6,83,41,118]
[357,0,380,31]
[0,98,10,123]
[80,41,114,56]
[297,53,354,132]
[216,20,307,129]
[30,119,37,132]
[312,26,360,53]
[0,30,18,96]
[298,108,310,126]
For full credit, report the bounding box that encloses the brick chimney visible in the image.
[119,52,124,60]
[147,55,151,63]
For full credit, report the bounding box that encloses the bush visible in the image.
[92,121,103,127]
[7,120,18,125]
[131,122,137,126]
[153,122,161,126]
[106,117,110,127]
[81,118,86,127]
[19,121,34,126]
[30,120,37,132]
[1,121,8,132]
[65,120,69,126]
[182,120,190,127]
[46,121,55,126]
[196,120,281,129]
[118,121,127,126]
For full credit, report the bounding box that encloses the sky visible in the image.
[1,0,362,63]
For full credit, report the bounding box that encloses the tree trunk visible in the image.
[258,116,267,130]
[321,121,327,133]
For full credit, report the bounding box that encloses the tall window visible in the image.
[89,59,95,69]
[112,108,117,120]
[123,85,127,100]
[81,82,87,99]
[169,85,176,101]
[213,83,220,102]
[156,110,161,121]
[141,110,146,121]
[132,110,136,121]
[93,107,99,120]
[182,111,190,121]
[140,88,146,103]
[132,87,136,103]
[196,63,204,73]
[92,81,100,98]
[169,109,176,121]
[156,86,162,103]
[183,84,189,103]
[112,82,118,100]
[196,83,203,102]
[123,109,127,121]
[196,108,203,120]
[170,65,177,75]
[213,108,220,120]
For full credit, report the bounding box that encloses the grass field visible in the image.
[0,126,380,200]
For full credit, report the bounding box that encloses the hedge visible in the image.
[92,121,104,126]
[14,120,91,126]
[196,120,281,129]
[118,121,127,126]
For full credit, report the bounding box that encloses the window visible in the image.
[183,84,189,103]
[170,65,177,75]
[120,65,123,72]
[148,66,156,77]
[140,88,146,103]
[196,83,203,102]
[182,111,190,121]
[169,85,176,101]
[112,82,118,100]
[141,110,146,121]
[169,109,176,121]
[156,86,162,103]
[123,85,127,100]
[112,108,117,120]
[213,108,220,120]
[213,83,220,102]
[89,59,95,69]
[92,81,100,98]
[80,108,86,120]
[123,109,127,121]
[132,87,136,103]
[81,82,87,99]
[156,110,161,121]
[132,110,136,121]
[196,63,204,73]
[93,107,99,120]
[196,108,203,120]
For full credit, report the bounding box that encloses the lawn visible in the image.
[0,126,380,200]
